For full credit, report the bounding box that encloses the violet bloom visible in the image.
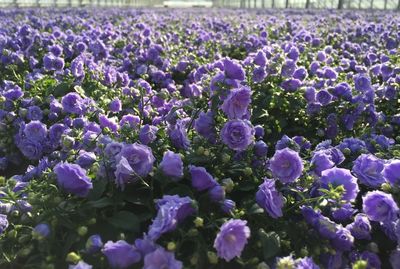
[320,168,359,202]
[214,219,250,262]
[256,179,284,219]
[383,160,400,186]
[102,240,141,269]
[120,114,140,129]
[159,150,183,180]
[23,120,47,142]
[346,214,371,240]
[86,234,103,254]
[0,214,8,234]
[194,110,216,143]
[350,251,381,269]
[139,124,159,145]
[17,139,43,160]
[61,93,85,115]
[221,119,255,151]
[295,257,320,269]
[352,154,385,188]
[189,165,217,191]
[269,148,303,184]
[363,191,399,222]
[310,150,335,176]
[330,227,354,251]
[109,98,122,112]
[148,195,195,240]
[54,162,93,197]
[221,86,252,119]
[168,120,190,150]
[115,143,155,177]
[33,223,50,238]
[143,248,182,269]
[68,261,92,269]
[223,58,245,81]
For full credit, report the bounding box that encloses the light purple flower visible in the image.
[221,119,254,151]
[256,179,284,218]
[270,148,303,183]
[320,168,359,202]
[363,191,399,222]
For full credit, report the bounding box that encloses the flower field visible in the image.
[0,7,400,269]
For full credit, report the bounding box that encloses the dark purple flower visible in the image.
[221,119,254,151]
[331,227,354,251]
[254,141,268,157]
[189,165,217,191]
[281,79,302,92]
[354,74,371,92]
[102,240,141,268]
[54,162,93,197]
[253,67,267,83]
[352,154,385,188]
[331,203,355,222]
[18,138,43,160]
[270,148,303,184]
[221,199,236,214]
[311,150,335,176]
[114,156,134,189]
[143,248,182,269]
[390,249,400,269]
[27,106,43,121]
[214,219,250,261]
[350,251,381,269]
[208,185,225,202]
[320,168,359,202]
[159,150,183,180]
[281,59,296,77]
[221,87,251,119]
[363,191,399,222]
[256,179,284,219]
[346,214,371,240]
[254,50,267,66]
[76,151,97,169]
[316,90,332,106]
[383,160,400,186]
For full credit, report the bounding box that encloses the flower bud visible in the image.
[77,226,88,237]
[167,242,176,251]
[207,251,218,264]
[194,217,204,228]
[33,223,51,239]
[65,252,81,264]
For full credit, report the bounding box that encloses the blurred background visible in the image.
[0,0,399,11]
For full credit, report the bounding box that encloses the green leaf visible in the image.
[52,82,73,97]
[108,211,140,232]
[165,184,194,197]
[85,197,113,209]
[87,178,108,201]
[259,229,280,260]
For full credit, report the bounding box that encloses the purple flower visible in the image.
[316,90,332,106]
[54,162,92,197]
[102,240,141,268]
[363,191,399,222]
[61,93,85,115]
[189,165,217,191]
[221,199,236,214]
[390,249,400,269]
[114,156,134,189]
[346,214,371,240]
[223,58,245,81]
[208,185,225,202]
[383,160,400,186]
[116,143,155,177]
[23,121,47,142]
[214,219,250,261]
[0,214,8,234]
[76,151,96,169]
[86,234,103,254]
[253,67,267,82]
[281,59,296,77]
[194,111,216,143]
[254,141,268,157]
[281,79,302,92]
[221,87,252,119]
[33,223,50,238]
[168,120,190,150]
[350,251,381,269]
[320,168,359,202]
[270,148,303,184]
[221,119,254,151]
[311,150,335,176]
[109,98,122,112]
[331,203,355,222]
[18,139,43,160]
[148,195,195,240]
[256,179,284,219]
[143,248,182,269]
[27,106,43,121]
[352,154,385,188]
[139,124,159,145]
[354,74,371,92]
[295,257,320,269]
[159,150,183,180]
[68,261,92,269]
[120,114,140,129]
[254,50,267,66]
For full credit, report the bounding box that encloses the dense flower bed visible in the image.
[0,7,399,269]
